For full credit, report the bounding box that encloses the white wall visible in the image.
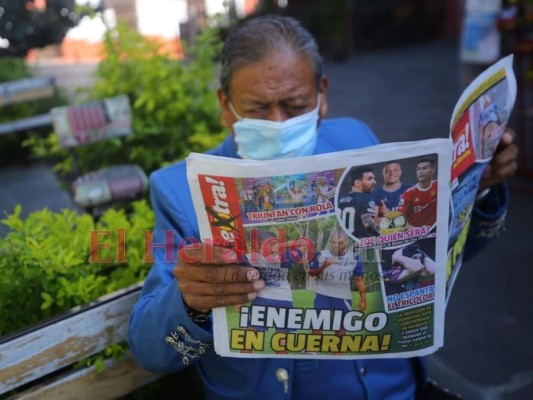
[66,0,188,42]
[136,0,187,38]
[66,0,116,43]
[65,9,116,43]
[205,0,248,18]
[65,0,251,42]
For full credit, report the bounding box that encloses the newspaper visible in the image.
[447,54,516,297]
[187,140,451,359]
[185,55,515,359]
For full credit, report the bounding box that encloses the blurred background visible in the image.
[0,0,532,399]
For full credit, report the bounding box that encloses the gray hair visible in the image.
[220,15,324,96]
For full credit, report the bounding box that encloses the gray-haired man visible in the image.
[129,15,517,399]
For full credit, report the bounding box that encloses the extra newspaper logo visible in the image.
[451,112,476,181]
[199,175,246,250]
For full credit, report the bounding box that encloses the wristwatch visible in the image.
[475,188,491,207]
[183,297,212,324]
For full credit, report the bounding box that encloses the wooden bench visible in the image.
[0,283,161,399]
[0,77,56,136]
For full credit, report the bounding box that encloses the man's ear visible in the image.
[318,75,329,119]
[217,88,235,129]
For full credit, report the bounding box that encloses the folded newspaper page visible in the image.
[447,54,516,298]
[187,139,451,359]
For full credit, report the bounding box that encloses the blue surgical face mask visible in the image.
[229,98,320,160]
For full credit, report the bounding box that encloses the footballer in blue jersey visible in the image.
[337,166,379,239]
[373,183,411,211]
[373,161,411,212]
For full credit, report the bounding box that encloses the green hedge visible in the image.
[0,201,154,337]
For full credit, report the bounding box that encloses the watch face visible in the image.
[185,301,212,323]
[188,309,211,323]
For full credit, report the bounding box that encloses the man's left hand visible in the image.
[479,128,518,191]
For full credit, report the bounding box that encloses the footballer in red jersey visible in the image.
[398,159,438,228]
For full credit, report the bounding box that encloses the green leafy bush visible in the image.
[25,23,226,177]
[0,57,30,83]
[0,200,154,337]
[74,342,130,374]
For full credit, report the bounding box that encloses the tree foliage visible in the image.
[0,0,80,57]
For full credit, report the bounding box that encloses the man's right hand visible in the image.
[174,244,265,313]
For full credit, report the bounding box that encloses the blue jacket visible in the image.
[128,118,508,399]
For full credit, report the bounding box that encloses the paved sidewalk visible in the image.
[326,40,462,142]
[1,39,532,399]
[0,164,76,237]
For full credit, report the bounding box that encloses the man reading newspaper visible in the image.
[129,15,518,399]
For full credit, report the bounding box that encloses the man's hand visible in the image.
[174,244,265,313]
[479,129,518,191]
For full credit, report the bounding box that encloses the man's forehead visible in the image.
[239,92,312,105]
[228,52,317,99]
[231,82,316,104]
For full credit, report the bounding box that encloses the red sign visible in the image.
[451,112,476,181]
[199,174,246,255]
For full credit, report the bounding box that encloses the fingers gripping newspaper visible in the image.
[186,55,515,359]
